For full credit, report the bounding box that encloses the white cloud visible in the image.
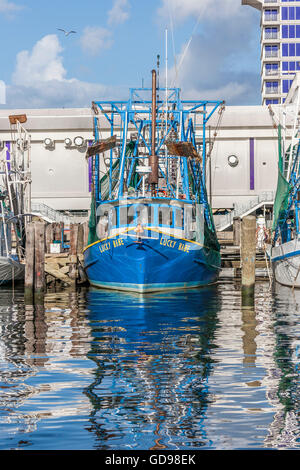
[158,0,243,23]
[0,80,6,104]
[158,0,261,105]
[12,35,67,86]
[5,34,126,108]
[108,0,130,26]
[80,26,113,56]
[0,0,22,13]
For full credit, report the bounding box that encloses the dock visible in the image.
[24,221,89,303]
[217,224,269,275]
[21,214,270,305]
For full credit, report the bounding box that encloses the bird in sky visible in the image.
[57,28,77,37]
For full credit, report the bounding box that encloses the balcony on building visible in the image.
[264,9,279,23]
[265,81,280,95]
[241,0,262,10]
[264,27,278,40]
[264,63,280,77]
[264,45,279,59]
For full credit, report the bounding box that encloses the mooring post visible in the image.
[69,223,79,287]
[233,217,241,247]
[241,215,256,307]
[83,221,89,247]
[24,222,35,303]
[77,223,84,255]
[45,223,54,253]
[34,222,45,303]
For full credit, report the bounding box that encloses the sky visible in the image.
[0,0,261,109]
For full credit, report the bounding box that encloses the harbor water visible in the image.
[0,273,299,451]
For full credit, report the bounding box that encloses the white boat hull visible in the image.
[271,239,300,288]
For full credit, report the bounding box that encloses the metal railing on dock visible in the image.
[31,202,88,225]
[215,191,275,232]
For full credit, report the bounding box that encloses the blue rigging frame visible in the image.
[91,87,224,210]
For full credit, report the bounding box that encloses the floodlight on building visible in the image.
[64,137,72,147]
[74,136,85,147]
[44,137,55,149]
[228,155,239,167]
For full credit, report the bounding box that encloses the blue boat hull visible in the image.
[84,232,221,293]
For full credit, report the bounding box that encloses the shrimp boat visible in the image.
[83,70,225,292]
[271,76,300,287]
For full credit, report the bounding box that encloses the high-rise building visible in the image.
[242,0,300,105]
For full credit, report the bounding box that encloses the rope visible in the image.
[263,242,273,290]
[168,2,203,88]
[167,0,178,86]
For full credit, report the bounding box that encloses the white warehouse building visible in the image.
[0,104,281,226]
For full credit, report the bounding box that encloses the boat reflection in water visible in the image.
[1,282,300,449]
[84,285,221,449]
[264,283,300,449]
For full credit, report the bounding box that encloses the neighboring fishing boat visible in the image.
[0,201,25,284]
[271,81,300,288]
[83,70,225,292]
[0,114,31,285]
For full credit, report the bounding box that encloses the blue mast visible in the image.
[91,82,224,209]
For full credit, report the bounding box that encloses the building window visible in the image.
[265,27,278,39]
[282,43,289,56]
[282,7,288,20]
[290,43,296,56]
[282,43,300,57]
[265,45,278,57]
[265,99,279,105]
[265,9,278,21]
[265,63,279,75]
[265,81,279,94]
[282,61,300,72]
[282,24,297,39]
[282,79,294,94]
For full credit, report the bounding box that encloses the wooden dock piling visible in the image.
[69,223,79,286]
[24,220,89,303]
[241,215,256,307]
[24,222,35,302]
[233,217,241,246]
[34,222,45,299]
[24,221,46,303]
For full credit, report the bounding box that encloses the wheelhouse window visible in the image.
[157,206,173,227]
[174,207,184,229]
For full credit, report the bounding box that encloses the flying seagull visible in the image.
[57,28,77,36]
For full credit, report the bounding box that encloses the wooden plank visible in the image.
[44,266,72,285]
[85,135,117,157]
[45,253,68,258]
